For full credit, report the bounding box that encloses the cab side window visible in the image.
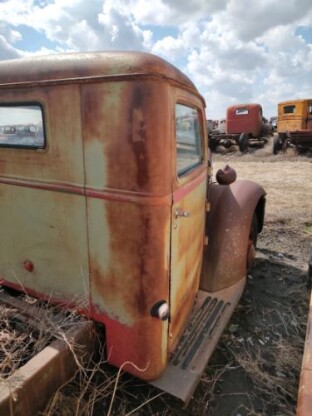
[176,104,203,176]
[0,104,45,149]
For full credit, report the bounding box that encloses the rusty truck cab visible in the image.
[209,103,270,153]
[226,103,263,137]
[274,99,312,154]
[0,52,265,402]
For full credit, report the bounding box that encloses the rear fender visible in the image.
[200,180,266,292]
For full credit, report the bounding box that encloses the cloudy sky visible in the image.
[0,0,311,119]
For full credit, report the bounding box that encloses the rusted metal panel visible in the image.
[277,99,312,151]
[0,86,89,303]
[88,200,171,380]
[0,52,209,384]
[0,86,85,184]
[277,99,312,132]
[200,179,266,292]
[81,79,174,380]
[226,103,263,137]
[297,291,312,416]
[0,52,202,101]
[169,171,207,350]
[81,81,172,194]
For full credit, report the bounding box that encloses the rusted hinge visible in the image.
[205,202,210,212]
[204,235,209,245]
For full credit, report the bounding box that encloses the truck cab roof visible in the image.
[0,51,199,94]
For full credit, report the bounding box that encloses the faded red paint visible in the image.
[23,260,34,272]
[226,103,263,137]
[173,168,206,203]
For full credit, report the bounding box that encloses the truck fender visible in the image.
[200,179,266,292]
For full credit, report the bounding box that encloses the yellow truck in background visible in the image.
[274,99,312,154]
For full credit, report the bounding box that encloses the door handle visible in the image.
[175,208,191,218]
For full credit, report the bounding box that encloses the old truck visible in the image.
[0,51,266,403]
[209,103,272,153]
[273,99,312,154]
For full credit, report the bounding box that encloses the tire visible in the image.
[247,214,258,271]
[239,133,249,153]
[208,138,218,152]
[273,134,282,155]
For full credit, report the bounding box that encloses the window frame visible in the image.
[175,103,204,177]
[235,108,249,116]
[0,102,46,150]
[283,105,296,114]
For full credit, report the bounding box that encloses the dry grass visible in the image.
[0,293,85,380]
[213,156,312,225]
[213,140,312,226]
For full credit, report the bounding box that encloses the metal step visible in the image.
[150,279,245,403]
[172,296,230,370]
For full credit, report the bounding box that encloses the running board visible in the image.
[150,278,246,403]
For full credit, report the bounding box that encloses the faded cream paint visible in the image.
[0,85,89,302]
[169,179,206,348]
[0,52,217,381]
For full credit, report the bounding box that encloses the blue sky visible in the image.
[0,0,312,119]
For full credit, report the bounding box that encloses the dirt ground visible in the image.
[1,137,312,416]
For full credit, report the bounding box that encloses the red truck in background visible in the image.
[209,103,272,153]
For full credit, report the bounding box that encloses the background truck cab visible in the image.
[274,99,312,154]
[209,103,272,153]
[0,51,265,402]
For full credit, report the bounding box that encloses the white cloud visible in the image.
[127,0,229,26]
[0,0,311,118]
[226,0,312,42]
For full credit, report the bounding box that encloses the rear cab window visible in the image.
[0,104,45,149]
[283,105,296,114]
[235,108,248,115]
[176,104,203,176]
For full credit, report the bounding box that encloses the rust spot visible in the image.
[23,260,34,272]
[127,87,149,188]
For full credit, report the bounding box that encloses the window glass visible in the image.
[308,105,312,115]
[0,104,45,149]
[176,104,202,176]
[235,108,248,115]
[284,105,296,114]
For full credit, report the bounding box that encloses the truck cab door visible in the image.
[169,103,207,350]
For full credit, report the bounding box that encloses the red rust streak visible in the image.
[173,168,206,203]
[0,176,171,206]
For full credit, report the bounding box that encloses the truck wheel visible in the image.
[208,138,218,152]
[273,134,282,155]
[239,133,249,153]
[247,214,258,271]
